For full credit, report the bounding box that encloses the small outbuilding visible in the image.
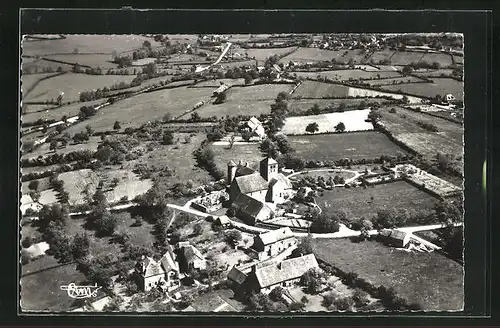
[379,229,411,248]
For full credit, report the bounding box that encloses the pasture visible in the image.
[412,69,454,77]
[58,169,99,206]
[315,180,438,218]
[22,34,162,56]
[287,98,392,114]
[21,58,75,73]
[223,84,294,101]
[21,73,61,97]
[396,132,463,160]
[288,131,408,162]
[43,54,117,69]
[292,80,350,99]
[381,78,463,101]
[102,170,153,204]
[24,73,136,103]
[313,238,464,311]
[381,107,463,135]
[280,48,367,64]
[389,51,425,66]
[365,76,423,86]
[22,99,104,121]
[282,109,373,135]
[22,137,102,161]
[191,78,245,88]
[210,142,262,174]
[453,55,464,64]
[64,86,215,134]
[293,69,401,81]
[120,132,213,188]
[367,49,395,64]
[242,46,298,63]
[197,99,274,119]
[421,52,454,67]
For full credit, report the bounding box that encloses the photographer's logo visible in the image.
[60,283,101,299]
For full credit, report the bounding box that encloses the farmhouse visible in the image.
[251,227,298,261]
[233,193,273,225]
[135,250,181,292]
[213,83,229,96]
[179,244,207,272]
[379,229,411,248]
[228,157,294,204]
[244,116,266,139]
[247,254,320,294]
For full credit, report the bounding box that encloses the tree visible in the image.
[50,139,58,151]
[95,211,118,237]
[269,286,284,301]
[28,180,39,191]
[352,289,370,307]
[289,302,305,311]
[191,112,201,122]
[215,91,227,104]
[228,135,236,149]
[310,212,341,233]
[163,113,172,122]
[401,95,409,104]
[193,223,203,236]
[162,131,174,145]
[241,130,253,142]
[71,233,90,261]
[402,65,413,75]
[334,122,346,133]
[368,109,382,123]
[85,125,94,136]
[300,268,326,294]
[294,234,314,257]
[309,104,321,115]
[244,73,253,85]
[247,293,274,312]
[224,229,242,247]
[305,122,319,134]
[39,203,69,230]
[113,121,121,130]
[259,138,279,159]
[434,200,462,225]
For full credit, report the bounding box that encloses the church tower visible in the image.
[259,157,279,181]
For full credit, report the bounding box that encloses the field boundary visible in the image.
[21,71,67,100]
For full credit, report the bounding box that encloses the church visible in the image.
[227,157,294,225]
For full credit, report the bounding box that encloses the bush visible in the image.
[269,286,284,301]
[21,236,33,248]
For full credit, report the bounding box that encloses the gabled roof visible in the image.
[247,117,263,130]
[235,165,257,178]
[260,157,278,166]
[233,172,268,194]
[269,173,293,190]
[161,248,179,272]
[256,227,295,246]
[254,254,319,288]
[380,229,408,241]
[216,215,231,225]
[227,160,236,167]
[141,257,165,277]
[182,245,205,263]
[227,266,248,284]
[234,193,270,219]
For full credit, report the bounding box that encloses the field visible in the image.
[453,55,464,64]
[191,78,245,88]
[224,84,294,101]
[210,142,262,174]
[21,255,87,312]
[412,69,454,77]
[197,99,274,119]
[280,48,367,64]
[22,137,102,161]
[120,132,213,188]
[389,51,425,66]
[21,176,52,194]
[242,46,297,63]
[292,80,350,99]
[64,86,215,134]
[21,58,75,74]
[101,169,153,204]
[281,109,373,135]
[43,54,117,69]
[58,169,99,206]
[421,53,454,67]
[21,73,61,97]
[315,180,439,218]
[365,76,423,86]
[293,69,401,81]
[288,98,392,113]
[396,132,463,159]
[288,131,408,162]
[313,238,464,311]
[24,73,136,103]
[381,78,463,100]
[22,99,103,121]
[367,49,395,63]
[22,34,162,56]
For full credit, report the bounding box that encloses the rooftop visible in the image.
[256,227,295,246]
[254,254,320,288]
[234,172,268,194]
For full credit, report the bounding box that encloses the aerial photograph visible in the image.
[20,33,464,313]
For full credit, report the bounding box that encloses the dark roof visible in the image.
[380,229,408,241]
[227,266,248,284]
[260,157,278,166]
[235,165,257,178]
[254,254,319,288]
[160,248,179,272]
[182,245,205,263]
[234,172,268,194]
[234,193,267,218]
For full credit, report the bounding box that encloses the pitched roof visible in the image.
[182,245,205,263]
[380,229,408,241]
[160,248,179,272]
[269,173,293,190]
[234,193,268,218]
[257,227,295,246]
[235,165,257,178]
[216,215,231,224]
[260,157,278,166]
[142,257,165,277]
[227,266,248,284]
[227,160,236,167]
[234,172,268,194]
[254,254,319,288]
[247,117,262,130]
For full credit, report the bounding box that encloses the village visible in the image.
[20,33,464,313]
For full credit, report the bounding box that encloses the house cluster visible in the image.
[135,242,207,293]
[227,157,294,225]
